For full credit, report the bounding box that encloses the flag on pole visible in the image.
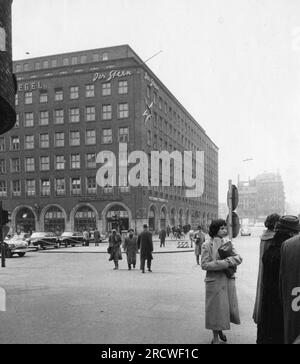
[143,98,153,124]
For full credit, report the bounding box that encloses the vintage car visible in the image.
[28,232,59,249]
[2,235,29,258]
[240,227,251,236]
[58,232,84,247]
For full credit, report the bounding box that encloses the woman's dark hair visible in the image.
[209,219,227,238]
[264,213,281,230]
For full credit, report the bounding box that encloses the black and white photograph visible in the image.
[1,0,300,349]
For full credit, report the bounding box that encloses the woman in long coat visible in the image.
[201,219,243,344]
[108,229,122,270]
[252,213,280,343]
[122,229,138,270]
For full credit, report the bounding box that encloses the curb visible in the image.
[37,249,194,255]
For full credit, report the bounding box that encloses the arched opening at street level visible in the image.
[15,208,36,234]
[44,206,65,234]
[160,207,167,230]
[185,209,190,225]
[106,205,129,233]
[148,205,156,232]
[74,206,97,232]
[170,208,176,227]
[178,209,183,226]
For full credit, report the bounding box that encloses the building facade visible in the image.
[0,45,218,234]
[0,0,16,135]
[237,172,285,223]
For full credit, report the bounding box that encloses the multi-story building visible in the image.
[0,45,218,234]
[0,0,16,135]
[237,172,285,223]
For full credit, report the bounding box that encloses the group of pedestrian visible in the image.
[253,214,300,344]
[82,228,101,247]
[108,224,154,273]
[200,213,300,345]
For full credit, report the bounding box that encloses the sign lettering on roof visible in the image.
[92,70,133,82]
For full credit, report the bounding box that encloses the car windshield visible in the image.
[61,232,73,237]
[8,236,26,243]
[30,233,47,238]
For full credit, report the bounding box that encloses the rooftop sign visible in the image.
[93,69,133,83]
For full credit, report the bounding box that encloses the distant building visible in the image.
[0,0,16,135]
[237,172,285,223]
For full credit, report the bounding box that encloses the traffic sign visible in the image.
[226,212,240,238]
[227,184,239,211]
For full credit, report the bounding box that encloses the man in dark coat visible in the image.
[280,230,300,344]
[159,228,166,247]
[260,215,300,344]
[137,224,153,273]
[123,229,138,270]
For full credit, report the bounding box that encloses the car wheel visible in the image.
[18,253,26,257]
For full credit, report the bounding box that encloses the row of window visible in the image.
[15,103,129,126]
[16,81,128,105]
[0,177,129,198]
[1,128,129,151]
[15,52,110,73]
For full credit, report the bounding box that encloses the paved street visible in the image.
[0,229,263,344]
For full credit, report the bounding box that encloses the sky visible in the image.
[11,0,300,211]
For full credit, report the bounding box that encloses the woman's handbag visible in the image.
[107,246,112,254]
[218,241,237,278]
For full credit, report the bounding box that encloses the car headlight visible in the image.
[9,244,16,249]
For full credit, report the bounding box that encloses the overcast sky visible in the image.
[11,0,300,211]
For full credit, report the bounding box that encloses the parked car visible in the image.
[2,235,29,258]
[28,232,59,249]
[59,232,84,247]
[241,227,251,236]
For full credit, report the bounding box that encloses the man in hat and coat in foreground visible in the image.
[123,229,138,270]
[260,215,300,344]
[279,217,300,344]
[137,224,153,273]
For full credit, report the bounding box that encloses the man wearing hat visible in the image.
[108,229,122,270]
[123,229,138,270]
[260,215,300,344]
[279,216,300,344]
[137,224,154,273]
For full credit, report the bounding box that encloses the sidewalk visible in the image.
[39,237,195,254]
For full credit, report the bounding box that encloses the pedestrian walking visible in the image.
[159,228,166,248]
[137,224,153,273]
[123,229,138,270]
[260,215,300,344]
[194,226,205,265]
[83,229,90,246]
[166,225,171,237]
[201,219,242,344]
[93,228,101,247]
[253,213,280,344]
[108,229,123,270]
[279,223,300,344]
